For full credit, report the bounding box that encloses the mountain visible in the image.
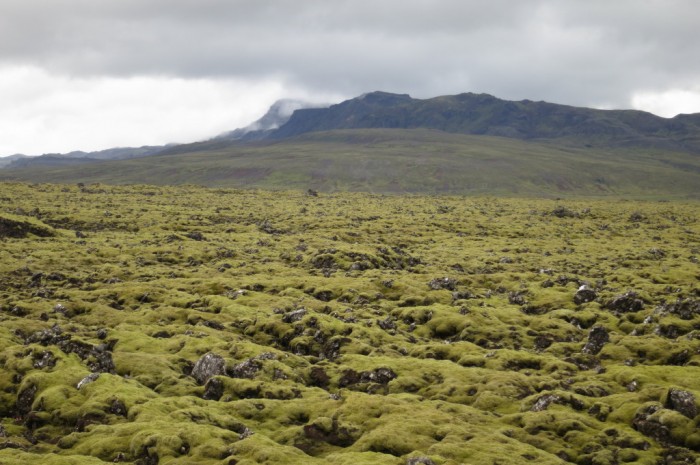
[2,91,700,198]
[0,154,29,169]
[267,91,700,152]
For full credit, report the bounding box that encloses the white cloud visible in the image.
[0,65,341,155]
[631,88,700,117]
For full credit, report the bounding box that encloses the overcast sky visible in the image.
[2,0,700,155]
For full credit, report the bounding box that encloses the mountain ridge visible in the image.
[263,91,700,152]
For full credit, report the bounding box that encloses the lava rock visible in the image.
[228,358,262,379]
[15,384,37,416]
[428,277,458,291]
[665,388,697,419]
[109,399,128,416]
[582,326,609,355]
[605,291,645,313]
[632,404,671,444]
[32,351,56,369]
[203,378,225,401]
[658,298,700,320]
[186,231,205,241]
[508,291,528,305]
[191,352,226,385]
[574,285,597,304]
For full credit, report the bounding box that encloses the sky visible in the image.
[1,0,700,156]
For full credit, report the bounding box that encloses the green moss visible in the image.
[0,182,698,464]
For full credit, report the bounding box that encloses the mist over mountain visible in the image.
[215,99,327,141]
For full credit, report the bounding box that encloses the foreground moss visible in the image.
[0,182,698,464]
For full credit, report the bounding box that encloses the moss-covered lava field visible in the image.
[0,182,699,464]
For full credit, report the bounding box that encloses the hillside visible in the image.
[3,146,169,170]
[2,129,699,198]
[0,182,698,464]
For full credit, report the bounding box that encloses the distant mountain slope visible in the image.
[3,145,169,169]
[268,91,700,152]
[0,154,28,168]
[3,128,699,198]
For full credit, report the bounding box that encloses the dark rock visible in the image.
[629,212,645,222]
[302,419,358,447]
[428,277,457,291]
[452,290,475,300]
[309,367,330,389]
[530,393,584,412]
[665,388,697,419]
[203,378,225,401]
[366,367,397,384]
[508,291,527,305]
[339,368,397,388]
[377,317,397,331]
[313,290,333,302]
[658,447,699,464]
[605,291,645,313]
[15,384,37,416]
[582,326,609,355]
[321,337,349,361]
[534,335,553,351]
[109,399,128,416]
[191,353,226,385]
[88,351,115,373]
[656,324,683,339]
[202,319,225,330]
[574,285,597,304]
[658,298,700,320]
[185,231,205,241]
[96,328,108,340]
[0,216,54,239]
[228,358,262,379]
[633,404,671,444]
[32,351,56,369]
[151,330,172,338]
[666,350,691,366]
[551,206,577,218]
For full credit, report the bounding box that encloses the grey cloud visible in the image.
[1,0,699,110]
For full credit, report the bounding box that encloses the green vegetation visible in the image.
[2,129,700,198]
[0,182,698,464]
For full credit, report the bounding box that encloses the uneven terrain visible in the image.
[0,182,699,464]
